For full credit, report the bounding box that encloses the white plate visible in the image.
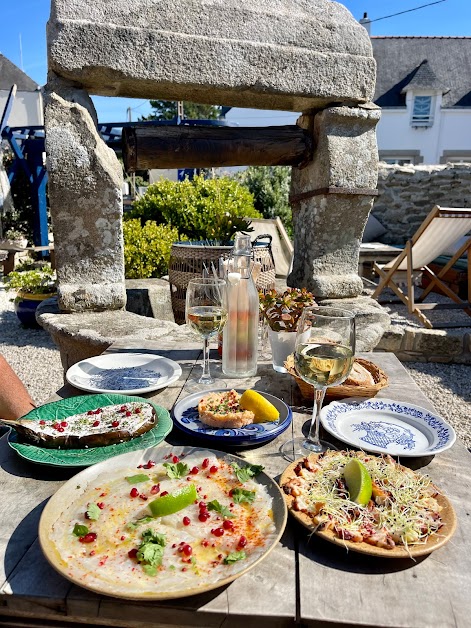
[320,397,456,457]
[66,353,182,395]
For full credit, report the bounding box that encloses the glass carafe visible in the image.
[222,235,259,378]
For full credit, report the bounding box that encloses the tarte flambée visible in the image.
[40,451,283,598]
[280,450,456,558]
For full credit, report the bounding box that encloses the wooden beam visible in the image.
[122,125,313,171]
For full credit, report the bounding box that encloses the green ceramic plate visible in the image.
[7,394,173,467]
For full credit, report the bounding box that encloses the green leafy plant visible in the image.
[3,263,56,298]
[259,288,317,332]
[127,174,261,243]
[3,228,27,243]
[123,220,181,279]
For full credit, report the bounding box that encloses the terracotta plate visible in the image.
[280,453,457,558]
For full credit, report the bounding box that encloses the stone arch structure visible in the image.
[42,0,389,360]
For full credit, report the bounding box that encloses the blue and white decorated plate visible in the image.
[172,389,292,446]
[320,397,456,457]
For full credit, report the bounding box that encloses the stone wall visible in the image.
[372,163,471,244]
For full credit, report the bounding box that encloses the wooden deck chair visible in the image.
[372,205,471,328]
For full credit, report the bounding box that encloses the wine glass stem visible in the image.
[307,387,326,447]
[199,336,212,384]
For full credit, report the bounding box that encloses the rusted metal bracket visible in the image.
[289,187,379,205]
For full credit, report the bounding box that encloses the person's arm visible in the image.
[0,355,36,421]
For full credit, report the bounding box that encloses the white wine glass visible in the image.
[186,277,227,388]
[280,306,355,461]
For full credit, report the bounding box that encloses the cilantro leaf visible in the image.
[73,523,89,537]
[141,530,166,546]
[163,462,189,479]
[125,473,150,484]
[126,516,154,531]
[224,551,247,564]
[137,542,164,567]
[142,564,158,577]
[207,500,234,519]
[86,503,101,521]
[231,488,256,504]
[231,462,264,483]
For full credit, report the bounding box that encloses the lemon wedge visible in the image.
[239,390,280,423]
[149,484,197,517]
[343,458,372,506]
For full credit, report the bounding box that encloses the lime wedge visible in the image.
[149,484,197,517]
[239,390,279,423]
[343,459,372,506]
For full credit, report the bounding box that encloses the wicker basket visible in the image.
[169,239,276,324]
[284,355,389,400]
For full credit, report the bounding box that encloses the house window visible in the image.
[411,96,433,127]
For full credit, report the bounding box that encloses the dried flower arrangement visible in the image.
[259,287,317,332]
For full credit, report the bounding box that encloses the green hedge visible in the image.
[123,220,182,279]
[127,175,261,243]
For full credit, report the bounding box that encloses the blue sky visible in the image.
[1,0,470,123]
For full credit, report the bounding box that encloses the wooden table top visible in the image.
[0,342,469,628]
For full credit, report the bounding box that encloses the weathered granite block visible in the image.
[44,77,125,312]
[125,279,174,322]
[375,327,404,353]
[412,329,464,357]
[47,0,375,111]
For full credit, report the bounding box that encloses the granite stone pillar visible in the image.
[44,76,126,312]
[288,104,381,298]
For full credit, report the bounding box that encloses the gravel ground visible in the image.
[0,282,469,449]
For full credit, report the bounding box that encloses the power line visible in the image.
[370,0,447,23]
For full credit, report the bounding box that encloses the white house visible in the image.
[0,54,43,128]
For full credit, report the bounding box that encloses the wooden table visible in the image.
[1,343,470,628]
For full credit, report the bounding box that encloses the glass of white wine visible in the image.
[280,306,355,461]
[186,277,227,388]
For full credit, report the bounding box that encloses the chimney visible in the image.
[359,12,371,35]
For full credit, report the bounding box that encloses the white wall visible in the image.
[225,107,298,127]
[0,90,43,127]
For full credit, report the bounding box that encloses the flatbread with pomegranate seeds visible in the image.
[280,450,456,558]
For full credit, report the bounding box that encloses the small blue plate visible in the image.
[172,389,292,446]
[320,397,456,457]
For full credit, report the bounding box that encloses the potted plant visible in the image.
[259,288,317,372]
[0,228,28,249]
[3,260,56,327]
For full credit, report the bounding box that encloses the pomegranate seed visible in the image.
[172,455,180,463]
[100,492,106,497]
[172,543,177,548]
[203,495,208,499]
[212,528,224,537]
[202,540,209,547]
[125,411,132,417]
[111,420,119,428]
[150,484,160,494]
[52,423,60,430]
[199,501,207,510]
[238,536,247,548]
[190,466,199,475]
[182,544,192,556]
[139,494,148,501]
[79,533,97,543]
[199,512,210,522]
[144,460,155,469]
[230,502,234,507]
[202,458,210,468]
[130,488,139,498]
[128,548,138,559]
[39,420,46,425]
[89,550,96,556]
[182,567,187,572]
[97,502,105,509]
[120,535,126,541]
[120,406,127,412]
[212,543,216,548]
[218,554,223,559]
[177,546,183,553]
[57,427,65,432]
[160,491,169,497]
[183,516,191,526]
[135,407,141,413]
[94,409,101,415]
[228,489,234,497]
[210,465,218,474]
[186,477,191,481]
[92,420,100,427]
[87,410,94,415]
[179,542,185,545]
[60,421,68,427]
[223,520,234,531]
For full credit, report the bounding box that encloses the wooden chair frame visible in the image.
[372,206,471,328]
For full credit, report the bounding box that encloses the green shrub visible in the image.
[123,220,182,279]
[127,175,261,243]
[237,166,293,237]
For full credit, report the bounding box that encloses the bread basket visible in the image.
[284,355,389,400]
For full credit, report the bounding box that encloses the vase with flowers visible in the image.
[259,287,317,372]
